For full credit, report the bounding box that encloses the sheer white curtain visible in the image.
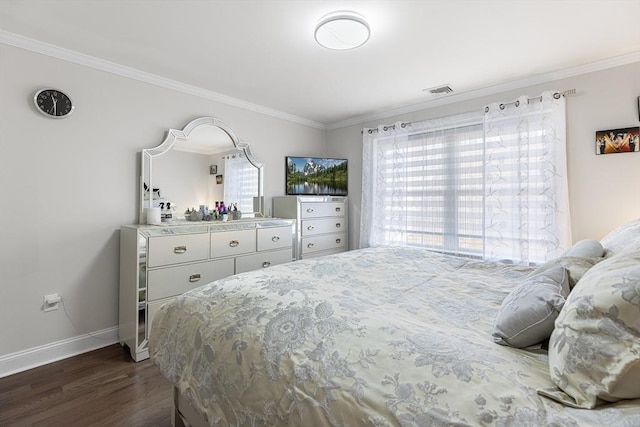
[224,153,258,213]
[361,91,570,265]
[484,91,570,264]
[360,112,484,255]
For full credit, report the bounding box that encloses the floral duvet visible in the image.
[149,246,640,426]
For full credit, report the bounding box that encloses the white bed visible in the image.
[150,219,640,426]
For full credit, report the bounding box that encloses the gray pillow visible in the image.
[493,266,569,348]
[529,256,602,289]
[564,239,604,258]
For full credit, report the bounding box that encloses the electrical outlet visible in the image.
[43,294,61,312]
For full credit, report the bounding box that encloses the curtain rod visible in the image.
[362,89,576,134]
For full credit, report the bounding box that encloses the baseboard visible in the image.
[0,327,119,378]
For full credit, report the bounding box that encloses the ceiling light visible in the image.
[314,11,370,50]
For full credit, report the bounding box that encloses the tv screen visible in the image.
[286,156,348,196]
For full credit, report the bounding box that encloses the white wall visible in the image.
[0,44,325,363]
[326,62,640,249]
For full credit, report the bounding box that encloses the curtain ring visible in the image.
[484,106,489,113]
[553,92,561,99]
[499,104,505,110]
[383,126,389,131]
[515,100,520,107]
[401,122,407,128]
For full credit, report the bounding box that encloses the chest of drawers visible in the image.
[119,219,294,361]
[273,196,348,260]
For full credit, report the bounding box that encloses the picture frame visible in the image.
[595,127,639,155]
[210,164,218,175]
[216,174,223,184]
[637,96,639,121]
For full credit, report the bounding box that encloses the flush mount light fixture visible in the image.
[314,11,370,50]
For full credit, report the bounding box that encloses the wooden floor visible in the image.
[0,344,173,426]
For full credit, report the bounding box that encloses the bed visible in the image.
[149,219,640,426]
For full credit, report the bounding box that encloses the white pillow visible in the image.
[492,266,569,348]
[563,239,604,258]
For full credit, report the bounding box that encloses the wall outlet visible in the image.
[43,294,61,312]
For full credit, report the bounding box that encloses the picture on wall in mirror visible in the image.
[210,164,218,175]
[216,174,223,184]
[595,127,639,154]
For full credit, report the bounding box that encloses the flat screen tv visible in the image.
[286,156,348,196]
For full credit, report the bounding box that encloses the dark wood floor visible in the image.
[0,344,173,426]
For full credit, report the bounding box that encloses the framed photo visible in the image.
[216,174,223,184]
[595,127,639,155]
[210,164,218,175]
[637,96,639,121]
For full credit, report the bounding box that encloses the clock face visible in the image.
[34,89,74,118]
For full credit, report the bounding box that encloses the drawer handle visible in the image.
[335,207,341,212]
[229,240,240,247]
[271,236,280,242]
[174,246,187,254]
[262,261,271,268]
[336,238,341,244]
[335,223,341,228]
[306,208,314,213]
[307,225,314,230]
[189,274,201,283]
[307,243,314,248]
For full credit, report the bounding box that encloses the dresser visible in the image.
[119,219,294,361]
[272,196,348,260]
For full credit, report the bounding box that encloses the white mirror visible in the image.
[140,117,264,222]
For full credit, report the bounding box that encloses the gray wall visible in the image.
[326,62,640,250]
[0,45,325,358]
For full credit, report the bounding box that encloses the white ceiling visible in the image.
[1,0,639,128]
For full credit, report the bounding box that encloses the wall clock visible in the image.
[34,88,74,118]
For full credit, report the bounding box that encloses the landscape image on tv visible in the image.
[286,157,348,196]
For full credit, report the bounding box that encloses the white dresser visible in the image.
[273,196,348,260]
[119,219,294,361]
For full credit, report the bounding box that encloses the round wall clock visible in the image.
[34,88,74,118]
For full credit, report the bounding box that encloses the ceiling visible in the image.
[1,0,639,128]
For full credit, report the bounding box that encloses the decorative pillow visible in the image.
[600,218,640,257]
[529,256,602,289]
[563,239,604,258]
[493,266,569,348]
[538,252,640,408]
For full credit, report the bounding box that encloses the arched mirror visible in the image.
[140,117,264,222]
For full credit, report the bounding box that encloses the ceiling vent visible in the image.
[424,85,454,97]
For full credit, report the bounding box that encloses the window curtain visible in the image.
[223,152,258,213]
[483,91,570,264]
[361,91,570,265]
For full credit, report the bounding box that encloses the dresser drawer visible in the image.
[147,258,234,301]
[301,233,346,255]
[300,202,345,219]
[235,248,293,274]
[210,229,256,257]
[301,218,345,236]
[257,226,292,251]
[147,233,209,268]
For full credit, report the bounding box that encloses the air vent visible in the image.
[424,85,454,97]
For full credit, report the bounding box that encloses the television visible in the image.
[285,156,348,196]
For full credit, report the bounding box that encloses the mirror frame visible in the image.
[140,117,264,221]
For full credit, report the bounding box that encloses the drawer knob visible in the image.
[271,236,280,242]
[307,243,314,248]
[307,226,314,230]
[335,207,341,212]
[262,261,271,268]
[189,274,201,283]
[335,223,341,228]
[174,246,187,254]
[229,240,240,247]
[306,208,314,213]
[336,238,341,244]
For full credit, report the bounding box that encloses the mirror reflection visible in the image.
[140,117,263,222]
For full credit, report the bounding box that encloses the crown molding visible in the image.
[326,51,640,130]
[0,30,326,131]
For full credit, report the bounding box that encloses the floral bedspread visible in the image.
[149,246,640,426]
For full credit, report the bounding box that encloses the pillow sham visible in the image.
[538,252,640,408]
[493,266,569,348]
[529,256,602,289]
[600,218,640,257]
[563,239,604,258]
